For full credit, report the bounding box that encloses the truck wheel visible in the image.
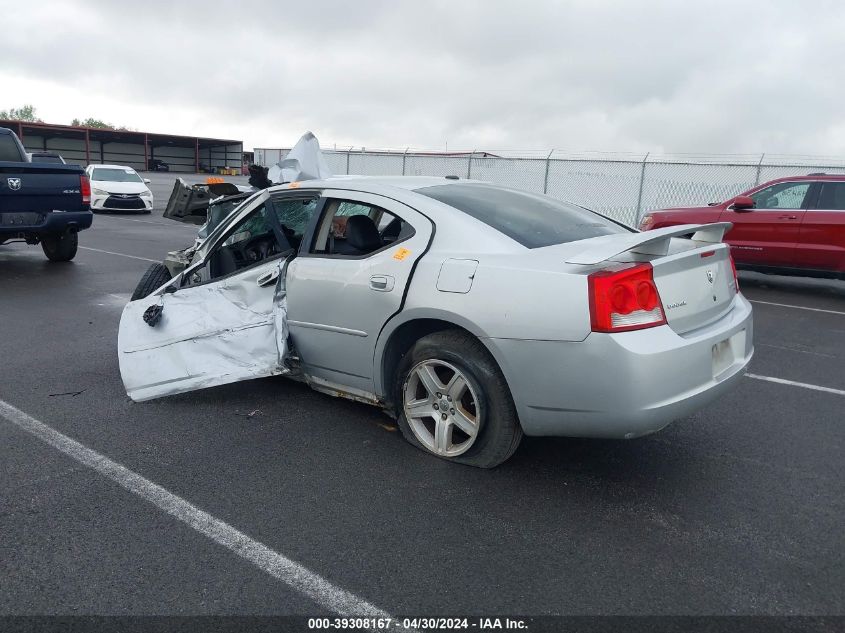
[41,232,78,262]
[395,330,523,468]
[131,263,172,301]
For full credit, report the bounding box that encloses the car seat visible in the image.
[342,215,382,255]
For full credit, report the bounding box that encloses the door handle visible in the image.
[257,269,280,287]
[778,215,798,220]
[369,274,395,292]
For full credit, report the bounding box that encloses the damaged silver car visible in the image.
[119,171,754,467]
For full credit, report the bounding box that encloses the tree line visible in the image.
[1,104,134,131]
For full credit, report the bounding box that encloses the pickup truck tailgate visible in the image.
[0,162,89,213]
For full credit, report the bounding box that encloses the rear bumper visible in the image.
[485,293,754,438]
[0,210,93,239]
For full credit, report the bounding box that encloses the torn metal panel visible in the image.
[273,255,294,371]
[118,257,291,402]
[267,132,333,184]
[163,246,195,278]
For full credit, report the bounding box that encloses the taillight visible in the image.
[80,175,91,205]
[729,253,740,294]
[638,214,654,231]
[588,263,667,333]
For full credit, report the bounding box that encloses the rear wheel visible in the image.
[131,262,172,301]
[41,232,78,262]
[395,330,522,468]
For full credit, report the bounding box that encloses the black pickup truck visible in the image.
[0,127,93,261]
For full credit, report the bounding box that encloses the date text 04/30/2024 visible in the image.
[307,617,528,630]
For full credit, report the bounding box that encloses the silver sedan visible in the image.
[118,177,753,467]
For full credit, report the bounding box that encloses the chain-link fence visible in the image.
[254,148,845,226]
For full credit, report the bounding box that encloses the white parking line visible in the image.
[94,215,196,228]
[78,246,158,263]
[746,373,845,396]
[749,300,845,316]
[757,343,836,358]
[0,398,394,619]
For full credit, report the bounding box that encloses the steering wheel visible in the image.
[241,231,280,262]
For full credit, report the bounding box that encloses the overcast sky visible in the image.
[1,0,843,156]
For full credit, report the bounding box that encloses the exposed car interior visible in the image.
[202,197,319,281]
[311,199,414,256]
[184,195,413,287]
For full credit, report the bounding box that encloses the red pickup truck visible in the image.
[639,175,845,279]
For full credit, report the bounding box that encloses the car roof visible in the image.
[88,164,139,170]
[760,174,845,184]
[265,175,486,194]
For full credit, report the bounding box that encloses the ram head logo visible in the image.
[7,177,22,191]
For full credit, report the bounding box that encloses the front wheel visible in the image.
[396,330,522,468]
[41,232,78,262]
[131,263,172,301]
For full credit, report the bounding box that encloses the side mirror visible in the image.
[732,195,754,211]
[144,178,151,184]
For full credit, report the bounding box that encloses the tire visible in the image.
[131,262,172,301]
[395,329,523,468]
[41,232,78,262]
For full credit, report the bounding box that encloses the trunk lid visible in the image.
[562,222,737,334]
[648,242,736,334]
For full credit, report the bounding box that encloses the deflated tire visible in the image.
[396,330,523,468]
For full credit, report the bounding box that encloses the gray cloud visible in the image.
[1,0,842,155]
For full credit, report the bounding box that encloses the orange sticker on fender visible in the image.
[393,247,411,261]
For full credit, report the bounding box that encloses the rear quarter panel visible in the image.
[402,251,592,343]
[373,251,592,400]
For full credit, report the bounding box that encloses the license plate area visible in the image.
[712,329,746,378]
[1,212,42,226]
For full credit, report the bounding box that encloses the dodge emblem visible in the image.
[7,177,22,191]
[706,269,714,283]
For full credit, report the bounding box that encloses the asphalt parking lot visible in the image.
[0,173,843,620]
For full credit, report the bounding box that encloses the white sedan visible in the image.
[85,164,153,213]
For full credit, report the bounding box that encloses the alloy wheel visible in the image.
[403,359,481,457]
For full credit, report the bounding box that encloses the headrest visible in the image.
[345,214,382,253]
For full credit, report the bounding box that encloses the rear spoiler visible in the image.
[565,222,732,265]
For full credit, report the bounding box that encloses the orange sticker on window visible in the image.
[288,181,300,188]
[393,247,411,261]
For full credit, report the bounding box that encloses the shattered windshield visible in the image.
[208,199,243,231]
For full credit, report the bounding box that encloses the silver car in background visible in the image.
[118,177,753,468]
